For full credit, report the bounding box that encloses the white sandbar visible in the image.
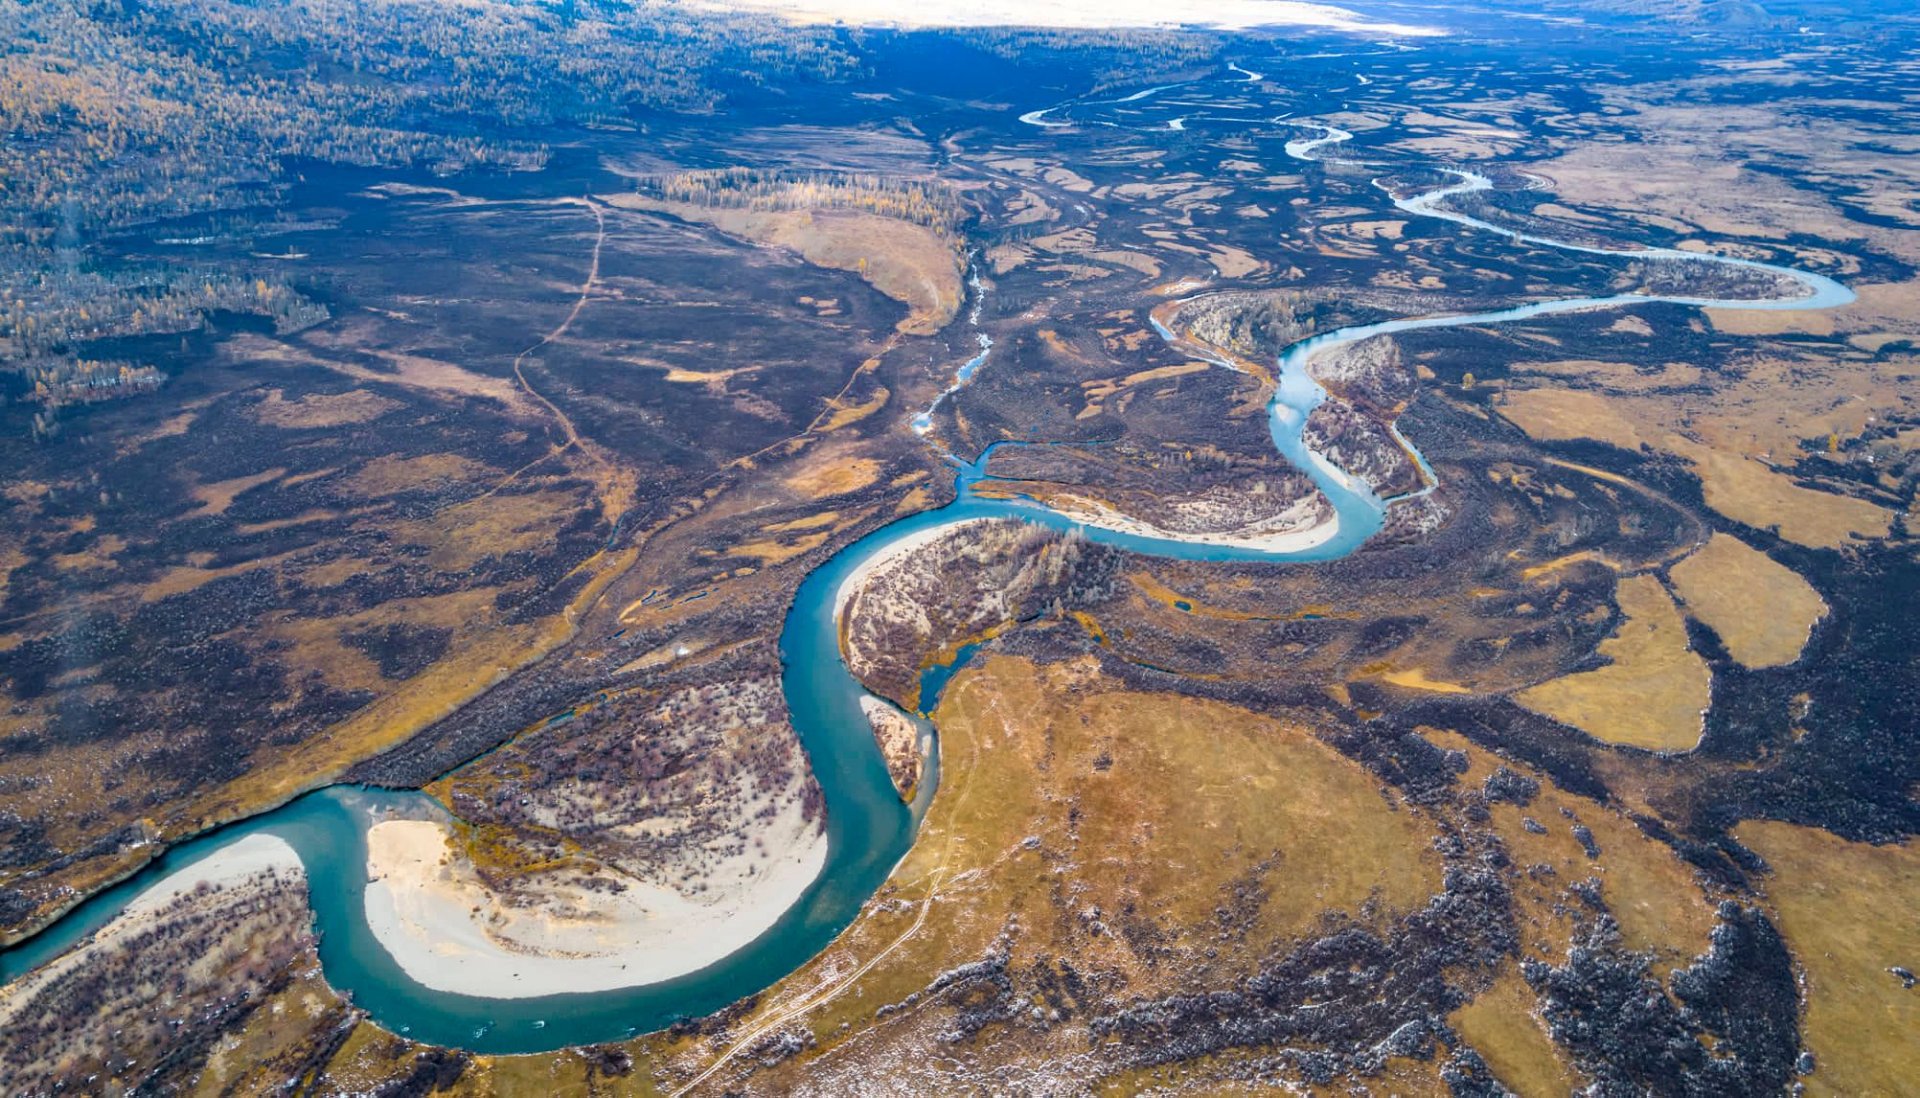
[362,808,827,1000]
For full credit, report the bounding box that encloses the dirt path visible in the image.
[479,198,636,524]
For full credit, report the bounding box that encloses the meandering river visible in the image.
[0,67,1853,1054]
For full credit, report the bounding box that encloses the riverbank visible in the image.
[834,518,994,620]
[1042,494,1341,554]
[0,834,301,1027]
[362,803,827,1000]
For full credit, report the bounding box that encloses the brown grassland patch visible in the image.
[1667,534,1825,668]
[193,547,637,825]
[1689,448,1892,549]
[878,656,1440,1009]
[342,453,491,498]
[1450,966,1583,1097]
[230,329,527,407]
[51,533,127,573]
[1495,388,1649,452]
[676,653,1447,1082]
[391,488,580,570]
[761,511,840,533]
[1511,357,1703,391]
[815,384,890,432]
[1376,667,1472,694]
[783,455,882,498]
[1428,727,1718,969]
[610,195,964,335]
[142,550,297,603]
[1736,821,1920,1098]
[725,531,831,565]
[250,387,401,428]
[1496,387,1893,549]
[190,467,286,516]
[1514,574,1711,752]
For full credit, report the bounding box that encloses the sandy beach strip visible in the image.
[0,834,302,1025]
[834,518,994,619]
[119,833,303,918]
[361,806,828,1000]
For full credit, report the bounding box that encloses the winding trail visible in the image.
[512,197,604,456]
[669,864,948,1097]
[476,198,634,520]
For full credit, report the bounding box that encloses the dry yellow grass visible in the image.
[52,533,127,573]
[1427,728,1718,969]
[726,531,830,565]
[766,654,1444,1051]
[142,550,296,603]
[783,455,882,498]
[233,330,526,407]
[611,195,963,334]
[251,387,400,428]
[190,467,285,516]
[302,556,373,588]
[761,511,839,533]
[1689,448,1892,548]
[941,656,1442,941]
[342,453,489,498]
[1495,388,1648,452]
[392,489,578,570]
[1738,821,1920,1098]
[1209,244,1264,278]
[1450,967,1582,1097]
[816,385,890,431]
[1521,548,1619,581]
[895,484,933,514]
[1515,575,1711,752]
[233,509,350,537]
[266,615,389,694]
[1704,306,1835,337]
[1668,534,1826,668]
[1512,357,1702,391]
[1377,667,1471,694]
[1496,380,1897,550]
[198,547,637,822]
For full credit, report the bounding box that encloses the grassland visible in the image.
[1737,821,1920,1098]
[608,195,965,335]
[633,653,1445,1091]
[1496,387,1897,550]
[1668,534,1826,668]
[1514,574,1713,752]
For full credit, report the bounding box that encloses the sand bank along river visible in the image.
[0,67,1852,1054]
